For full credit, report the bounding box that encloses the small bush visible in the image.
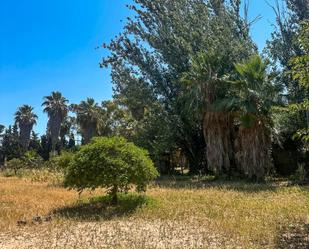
[4,151,44,176]
[6,158,24,175]
[22,151,44,169]
[57,151,74,170]
[44,151,74,171]
[64,137,159,203]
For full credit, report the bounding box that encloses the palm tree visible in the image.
[182,53,233,175]
[14,105,38,151]
[42,91,69,155]
[223,55,277,180]
[71,98,101,144]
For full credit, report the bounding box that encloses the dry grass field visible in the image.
[0,172,308,249]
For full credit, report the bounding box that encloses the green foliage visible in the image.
[45,151,74,171]
[71,98,101,144]
[14,105,38,151]
[102,0,255,174]
[37,135,52,161]
[64,137,159,202]
[271,107,305,146]
[57,151,75,169]
[60,117,76,150]
[231,55,279,124]
[4,151,43,175]
[266,0,308,102]
[6,158,24,175]
[291,164,308,184]
[288,21,309,150]
[1,1,308,181]
[289,20,309,89]
[267,3,308,152]
[42,91,69,155]
[100,100,136,139]
[22,150,44,168]
[1,124,23,161]
[208,55,278,179]
[293,129,309,151]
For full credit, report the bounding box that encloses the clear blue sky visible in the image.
[0,0,277,134]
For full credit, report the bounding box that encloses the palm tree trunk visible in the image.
[203,112,233,176]
[235,121,272,181]
[48,115,62,156]
[19,124,32,152]
[83,123,97,144]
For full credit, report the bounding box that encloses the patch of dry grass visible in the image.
[0,174,308,248]
[146,184,309,247]
[0,220,246,249]
[0,177,75,231]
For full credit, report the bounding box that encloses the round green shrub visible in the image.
[45,151,75,171]
[6,158,24,175]
[57,151,75,170]
[64,137,159,203]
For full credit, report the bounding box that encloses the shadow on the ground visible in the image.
[154,176,308,193]
[277,223,309,249]
[52,194,153,221]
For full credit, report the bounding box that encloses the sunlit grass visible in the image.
[0,172,308,248]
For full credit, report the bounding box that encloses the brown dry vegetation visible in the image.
[0,173,308,248]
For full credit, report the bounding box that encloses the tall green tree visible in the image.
[1,125,23,161]
[267,0,308,102]
[266,0,309,162]
[102,0,255,174]
[14,105,38,151]
[100,100,137,139]
[42,91,69,155]
[289,21,309,149]
[38,135,52,161]
[29,131,41,152]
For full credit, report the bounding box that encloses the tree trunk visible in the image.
[47,115,63,156]
[110,185,118,205]
[203,112,233,176]
[19,124,33,152]
[235,121,272,181]
[82,123,97,144]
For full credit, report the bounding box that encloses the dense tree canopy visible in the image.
[101,0,257,174]
[289,20,309,150]
[0,0,308,180]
